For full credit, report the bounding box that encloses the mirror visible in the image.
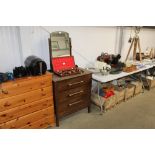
[50,31,71,58]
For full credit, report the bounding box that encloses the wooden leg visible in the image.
[137,37,142,62]
[88,101,91,113]
[133,38,138,61]
[125,38,134,62]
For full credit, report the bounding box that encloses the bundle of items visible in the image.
[13,56,47,78]
[99,84,115,99]
[136,48,155,61]
[95,61,111,75]
[91,83,117,111]
[123,61,137,73]
[141,67,155,89]
[0,72,14,83]
[96,52,125,74]
[13,66,31,78]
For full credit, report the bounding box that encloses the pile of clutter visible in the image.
[0,56,47,84]
[99,84,115,99]
[91,76,143,111]
[95,52,125,75]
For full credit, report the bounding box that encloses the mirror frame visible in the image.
[48,31,72,71]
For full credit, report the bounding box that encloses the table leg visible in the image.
[139,72,145,93]
[97,82,104,114]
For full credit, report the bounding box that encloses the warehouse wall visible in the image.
[121,27,155,61]
[0,27,22,72]
[1,26,155,72]
[19,26,118,69]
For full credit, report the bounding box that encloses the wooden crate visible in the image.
[131,81,143,95]
[91,92,116,111]
[104,95,116,110]
[147,79,155,88]
[125,84,135,100]
[142,77,155,89]
[114,86,125,103]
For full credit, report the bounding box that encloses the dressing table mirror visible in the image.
[50,31,71,58]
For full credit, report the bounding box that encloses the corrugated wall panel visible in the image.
[19,26,50,69]
[0,27,21,72]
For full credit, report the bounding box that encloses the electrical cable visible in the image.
[39,26,51,34]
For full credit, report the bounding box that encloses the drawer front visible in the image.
[0,106,54,129]
[58,96,90,118]
[0,73,52,99]
[0,86,52,112]
[0,97,53,124]
[21,116,55,129]
[57,85,91,103]
[54,74,92,92]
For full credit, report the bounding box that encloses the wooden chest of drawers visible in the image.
[0,72,55,129]
[52,69,92,126]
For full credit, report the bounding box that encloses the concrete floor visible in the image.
[56,88,155,129]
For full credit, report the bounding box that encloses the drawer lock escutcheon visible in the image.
[68,90,84,97]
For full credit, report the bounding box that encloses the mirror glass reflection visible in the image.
[50,31,71,57]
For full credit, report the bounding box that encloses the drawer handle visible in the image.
[68,90,84,97]
[68,81,84,86]
[2,89,8,94]
[68,100,83,106]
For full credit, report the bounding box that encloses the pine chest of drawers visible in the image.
[0,72,55,129]
[52,69,92,126]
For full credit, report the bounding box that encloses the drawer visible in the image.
[54,74,92,92]
[0,106,54,129]
[0,86,52,112]
[21,116,55,129]
[0,73,52,99]
[57,85,91,103]
[0,97,53,124]
[58,96,90,118]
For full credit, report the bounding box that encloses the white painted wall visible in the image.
[121,27,155,61]
[1,26,155,72]
[19,26,118,69]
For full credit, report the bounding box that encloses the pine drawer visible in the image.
[21,116,55,129]
[0,86,52,112]
[0,106,54,129]
[0,97,53,124]
[0,72,52,99]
